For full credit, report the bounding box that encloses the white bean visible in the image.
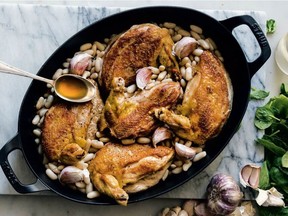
[96,131,104,138]
[190,25,203,34]
[46,168,58,180]
[95,41,106,51]
[32,115,40,125]
[198,39,210,50]
[84,49,94,56]
[162,78,173,83]
[34,138,40,145]
[90,140,104,149]
[36,97,45,110]
[136,137,151,144]
[193,48,204,56]
[157,71,167,81]
[162,169,169,181]
[82,71,90,79]
[183,161,193,171]
[181,57,191,66]
[191,31,201,40]
[83,153,95,162]
[126,84,137,94]
[185,67,193,81]
[121,138,135,145]
[80,43,92,51]
[172,167,183,174]
[62,68,69,74]
[52,68,63,80]
[33,128,41,137]
[87,191,100,199]
[180,79,186,88]
[178,210,189,216]
[163,22,176,29]
[48,163,60,174]
[178,29,190,37]
[90,73,98,79]
[95,57,103,72]
[193,151,207,162]
[38,108,48,117]
[180,66,186,77]
[159,65,166,71]
[44,95,54,108]
[99,137,110,143]
[151,67,160,74]
[172,34,182,42]
[86,183,93,194]
[194,56,200,62]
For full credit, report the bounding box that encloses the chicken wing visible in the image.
[88,143,174,205]
[155,51,233,145]
[100,23,179,92]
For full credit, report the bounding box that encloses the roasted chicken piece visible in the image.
[99,77,182,139]
[155,51,233,145]
[100,23,179,92]
[42,83,104,164]
[88,143,174,205]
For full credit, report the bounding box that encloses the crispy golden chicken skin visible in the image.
[41,83,104,164]
[100,23,179,92]
[88,143,174,206]
[99,77,182,139]
[155,51,233,145]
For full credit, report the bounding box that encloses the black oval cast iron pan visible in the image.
[0,6,271,205]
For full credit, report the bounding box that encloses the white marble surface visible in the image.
[0,1,288,215]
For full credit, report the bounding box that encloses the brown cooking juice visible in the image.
[55,76,88,100]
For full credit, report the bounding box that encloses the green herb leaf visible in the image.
[259,161,270,189]
[256,138,286,156]
[266,19,276,34]
[270,167,288,186]
[282,152,288,168]
[250,87,269,100]
[259,206,288,216]
[254,106,276,129]
[280,83,288,97]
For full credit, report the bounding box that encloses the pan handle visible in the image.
[0,134,48,193]
[220,15,271,78]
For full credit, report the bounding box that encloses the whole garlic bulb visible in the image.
[206,173,243,215]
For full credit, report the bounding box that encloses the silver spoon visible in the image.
[0,60,96,103]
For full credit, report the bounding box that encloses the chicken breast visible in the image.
[88,143,174,206]
[155,51,233,145]
[41,82,104,164]
[100,23,179,93]
[99,77,182,139]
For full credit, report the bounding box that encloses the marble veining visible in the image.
[0,4,267,199]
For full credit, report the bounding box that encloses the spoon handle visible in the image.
[0,60,54,85]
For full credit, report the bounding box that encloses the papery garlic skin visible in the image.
[206,173,243,215]
[70,53,92,75]
[173,37,198,59]
[239,164,260,189]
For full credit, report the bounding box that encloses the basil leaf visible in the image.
[259,206,288,216]
[256,138,286,156]
[250,87,269,100]
[259,161,270,189]
[270,167,288,186]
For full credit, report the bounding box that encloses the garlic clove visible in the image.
[194,203,214,216]
[135,67,154,90]
[256,187,285,207]
[59,166,84,184]
[152,127,173,147]
[70,53,92,75]
[173,37,198,59]
[175,142,196,160]
[239,164,261,189]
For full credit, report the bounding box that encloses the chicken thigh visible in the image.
[41,83,104,164]
[155,51,233,145]
[100,23,179,92]
[88,143,174,205]
[99,77,182,139]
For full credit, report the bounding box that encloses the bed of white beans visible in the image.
[32,22,222,199]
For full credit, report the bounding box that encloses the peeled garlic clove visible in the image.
[59,166,84,184]
[152,127,173,147]
[136,67,154,90]
[173,37,198,59]
[175,142,196,160]
[239,164,261,189]
[70,53,92,75]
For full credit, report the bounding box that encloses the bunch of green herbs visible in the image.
[254,84,288,214]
